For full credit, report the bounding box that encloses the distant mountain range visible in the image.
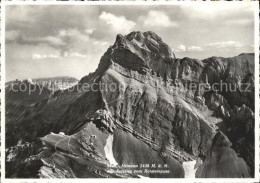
[6,76,78,91]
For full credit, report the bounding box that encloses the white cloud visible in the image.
[32,52,88,59]
[175,44,204,52]
[43,36,64,46]
[32,53,60,60]
[8,34,65,47]
[181,3,254,20]
[70,52,87,58]
[223,18,253,26]
[140,10,178,28]
[59,28,80,37]
[175,44,187,52]
[99,12,136,34]
[93,40,108,46]
[175,41,246,53]
[85,29,95,35]
[187,46,204,52]
[206,41,243,48]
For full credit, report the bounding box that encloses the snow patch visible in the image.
[27,78,35,84]
[183,160,197,178]
[104,135,118,165]
[137,175,150,179]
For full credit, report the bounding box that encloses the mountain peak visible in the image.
[125,31,162,42]
[80,31,176,83]
[113,31,174,58]
[95,31,176,77]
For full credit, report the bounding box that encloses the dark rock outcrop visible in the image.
[6,140,44,178]
[195,132,251,178]
[228,105,255,173]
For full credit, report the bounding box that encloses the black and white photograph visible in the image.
[2,2,259,181]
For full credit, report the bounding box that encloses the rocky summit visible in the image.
[5,31,255,178]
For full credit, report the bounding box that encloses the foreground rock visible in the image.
[196,132,251,178]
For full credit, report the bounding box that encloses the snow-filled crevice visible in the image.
[104,135,118,165]
[183,160,197,178]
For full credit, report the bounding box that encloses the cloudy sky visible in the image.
[6,3,256,81]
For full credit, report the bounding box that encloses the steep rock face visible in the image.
[203,54,254,110]
[110,31,176,77]
[204,94,254,174]
[204,92,230,120]
[98,68,215,157]
[113,129,184,178]
[5,31,255,178]
[195,132,251,178]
